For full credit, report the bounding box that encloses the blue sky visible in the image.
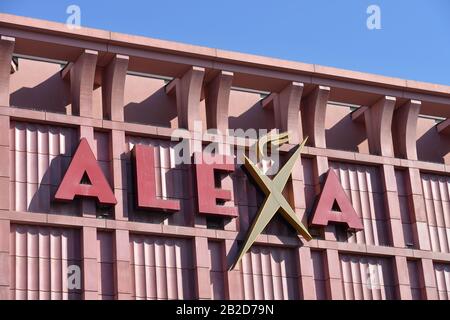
[1,0,449,85]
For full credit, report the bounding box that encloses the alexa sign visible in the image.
[54,134,363,267]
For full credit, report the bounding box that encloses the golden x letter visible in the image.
[231,137,312,269]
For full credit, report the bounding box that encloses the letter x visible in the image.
[232,138,312,269]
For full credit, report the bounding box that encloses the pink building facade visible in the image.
[0,13,450,300]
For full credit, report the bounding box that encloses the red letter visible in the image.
[55,138,117,205]
[194,152,237,217]
[132,144,180,211]
[310,169,363,230]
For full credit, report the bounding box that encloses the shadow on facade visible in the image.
[10,72,70,114]
[124,87,177,127]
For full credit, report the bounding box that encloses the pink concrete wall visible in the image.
[123,75,178,128]
[97,231,114,299]
[434,262,450,300]
[232,166,258,233]
[339,254,396,300]
[310,250,327,299]
[325,104,369,153]
[329,162,389,246]
[240,245,298,300]
[301,158,319,215]
[10,122,111,216]
[2,14,450,300]
[395,170,415,247]
[407,260,422,300]
[10,224,81,300]
[91,131,112,184]
[421,173,450,253]
[208,240,226,299]
[229,90,275,131]
[10,121,77,214]
[129,234,194,300]
[417,117,450,164]
[9,59,70,114]
[6,85,450,300]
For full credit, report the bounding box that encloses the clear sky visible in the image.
[1,0,449,85]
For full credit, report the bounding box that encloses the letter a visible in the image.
[310,169,363,230]
[55,138,117,205]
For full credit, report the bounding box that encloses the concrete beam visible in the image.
[102,54,129,121]
[205,70,233,132]
[165,66,205,130]
[393,99,421,160]
[301,85,330,148]
[0,35,15,106]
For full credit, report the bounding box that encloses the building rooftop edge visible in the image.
[0,12,449,96]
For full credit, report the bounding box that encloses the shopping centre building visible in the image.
[0,13,450,300]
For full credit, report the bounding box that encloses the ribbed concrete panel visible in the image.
[421,173,450,253]
[208,241,226,299]
[329,162,389,246]
[407,260,423,300]
[241,245,298,300]
[310,250,327,300]
[92,131,112,184]
[396,170,415,246]
[10,121,78,214]
[339,254,396,300]
[10,224,82,300]
[301,158,318,215]
[129,234,194,300]
[233,165,260,233]
[97,231,114,300]
[126,137,187,225]
[434,263,450,300]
